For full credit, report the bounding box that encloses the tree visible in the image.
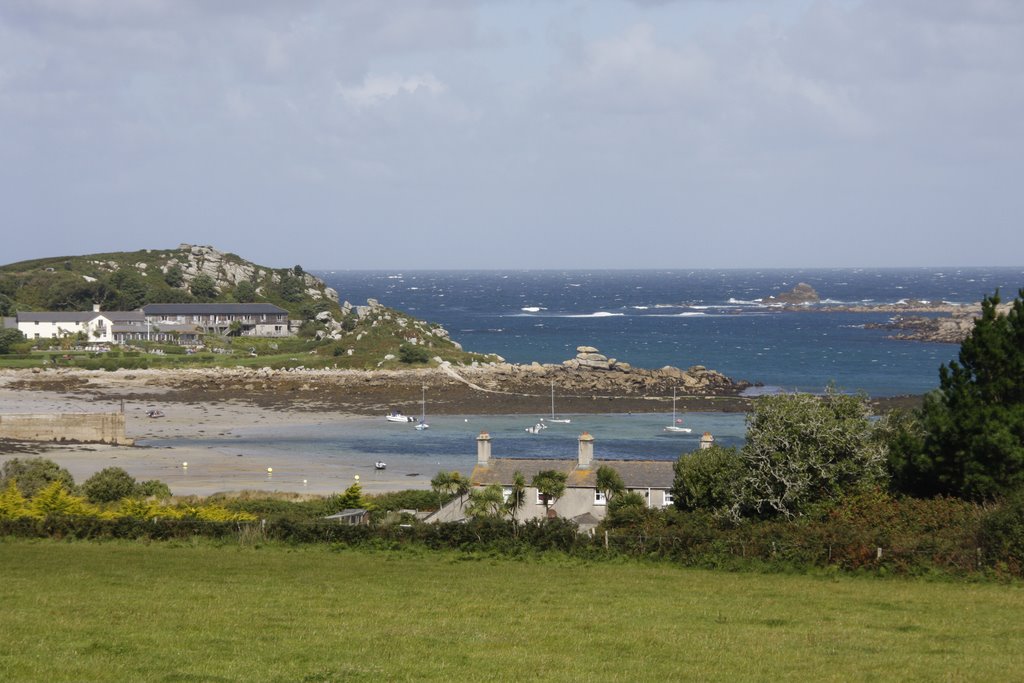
[82,467,139,503]
[672,445,744,512]
[605,490,649,527]
[0,457,76,498]
[531,470,567,514]
[399,343,430,364]
[0,480,28,519]
[228,320,243,337]
[466,484,506,519]
[29,480,91,517]
[234,280,256,303]
[595,465,625,505]
[505,471,527,526]
[108,270,148,310]
[293,265,304,277]
[164,265,184,288]
[0,328,25,354]
[328,481,370,512]
[889,289,1024,500]
[736,389,887,518]
[431,471,470,511]
[190,274,217,300]
[279,274,305,303]
[138,480,172,499]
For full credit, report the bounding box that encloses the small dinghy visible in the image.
[374,461,387,470]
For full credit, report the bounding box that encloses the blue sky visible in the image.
[1,0,1021,269]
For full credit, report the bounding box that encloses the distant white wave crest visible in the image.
[727,297,765,306]
[564,312,625,318]
[520,306,547,313]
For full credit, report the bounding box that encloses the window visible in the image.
[535,491,549,505]
[502,488,512,503]
[594,491,607,506]
[663,491,674,506]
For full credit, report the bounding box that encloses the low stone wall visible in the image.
[0,412,131,445]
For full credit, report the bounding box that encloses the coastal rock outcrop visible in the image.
[762,282,820,306]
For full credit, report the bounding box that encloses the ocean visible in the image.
[318,267,1024,397]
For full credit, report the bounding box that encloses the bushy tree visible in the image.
[531,470,567,513]
[279,274,305,303]
[164,264,184,288]
[889,290,1024,501]
[605,490,650,526]
[190,274,217,300]
[234,280,256,303]
[82,467,139,503]
[736,390,887,518]
[672,445,744,512]
[0,327,25,354]
[108,270,148,310]
[399,343,430,364]
[0,457,76,498]
[138,479,172,499]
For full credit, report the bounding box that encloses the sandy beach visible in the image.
[0,367,918,498]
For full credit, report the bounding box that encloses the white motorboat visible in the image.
[545,380,571,424]
[386,410,414,423]
[374,461,387,470]
[663,388,692,433]
[525,422,548,435]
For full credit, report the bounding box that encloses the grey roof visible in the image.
[143,303,288,316]
[15,310,145,324]
[324,509,368,520]
[17,311,98,323]
[472,458,675,489]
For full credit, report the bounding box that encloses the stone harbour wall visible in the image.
[0,412,131,445]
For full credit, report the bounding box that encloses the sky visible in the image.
[1,0,1022,270]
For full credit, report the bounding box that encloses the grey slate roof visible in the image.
[17,311,98,323]
[143,303,289,316]
[472,458,675,489]
[15,310,145,324]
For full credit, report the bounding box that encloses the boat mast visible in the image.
[551,380,555,419]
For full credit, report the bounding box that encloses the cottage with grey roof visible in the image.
[430,432,677,526]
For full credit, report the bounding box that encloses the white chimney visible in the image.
[577,432,594,468]
[476,431,492,466]
[93,304,101,312]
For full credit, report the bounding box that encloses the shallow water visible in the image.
[140,411,748,493]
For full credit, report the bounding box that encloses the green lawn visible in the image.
[1,540,1021,682]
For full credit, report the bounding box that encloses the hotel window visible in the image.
[594,491,607,506]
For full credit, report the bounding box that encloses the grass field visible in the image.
[1,540,1022,682]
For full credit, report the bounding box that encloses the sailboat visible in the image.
[543,380,572,424]
[415,385,429,431]
[663,388,692,433]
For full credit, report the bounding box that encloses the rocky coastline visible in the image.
[2,346,756,416]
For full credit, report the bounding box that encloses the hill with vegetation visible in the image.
[0,244,490,369]
[0,243,340,318]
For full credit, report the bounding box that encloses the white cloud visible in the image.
[338,73,448,108]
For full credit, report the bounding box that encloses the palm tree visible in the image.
[431,470,471,512]
[531,470,567,516]
[466,484,505,519]
[596,465,625,507]
[505,471,527,528]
